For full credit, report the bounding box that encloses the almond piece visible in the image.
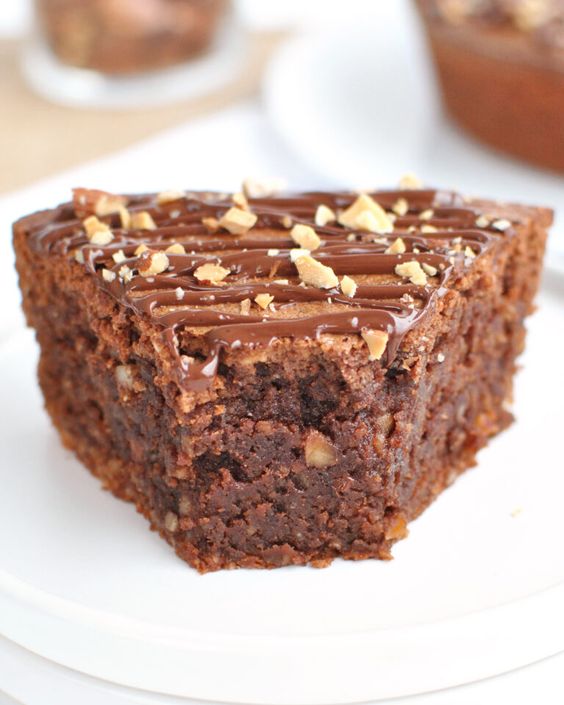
[240,298,251,315]
[395,260,428,286]
[361,329,389,361]
[421,262,438,277]
[254,293,274,309]
[385,237,406,255]
[202,216,219,232]
[340,275,357,297]
[165,243,186,254]
[305,432,338,469]
[492,218,511,232]
[118,207,131,229]
[83,215,110,237]
[295,255,338,289]
[218,207,257,235]
[392,198,409,216]
[242,177,286,199]
[138,251,170,277]
[232,192,249,210]
[94,194,127,217]
[290,224,321,251]
[157,190,186,205]
[193,262,230,284]
[131,211,157,230]
[338,194,394,234]
[90,229,114,246]
[315,204,336,227]
[399,173,423,190]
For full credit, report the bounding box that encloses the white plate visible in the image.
[1,633,564,705]
[263,0,564,256]
[22,14,248,110]
[1,271,563,704]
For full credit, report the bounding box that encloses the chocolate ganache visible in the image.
[27,184,510,390]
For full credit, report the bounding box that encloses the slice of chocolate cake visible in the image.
[12,180,551,572]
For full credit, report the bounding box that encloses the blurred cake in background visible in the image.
[416,0,564,171]
[35,0,229,75]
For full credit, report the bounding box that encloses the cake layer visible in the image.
[13,183,551,571]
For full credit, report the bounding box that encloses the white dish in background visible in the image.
[263,0,564,257]
[22,14,248,110]
[0,271,563,705]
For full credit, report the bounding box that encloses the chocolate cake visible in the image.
[416,0,564,171]
[13,181,551,572]
[35,0,229,75]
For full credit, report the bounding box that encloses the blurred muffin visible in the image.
[416,0,564,171]
[35,0,229,75]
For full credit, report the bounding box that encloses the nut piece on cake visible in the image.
[13,183,552,572]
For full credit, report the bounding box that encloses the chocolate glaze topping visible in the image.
[27,187,510,391]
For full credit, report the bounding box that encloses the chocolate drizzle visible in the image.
[27,187,509,391]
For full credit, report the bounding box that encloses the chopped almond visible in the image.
[254,293,274,309]
[232,192,248,210]
[83,215,109,236]
[392,198,409,216]
[119,265,133,283]
[90,229,114,246]
[193,262,230,284]
[202,216,219,232]
[290,224,321,251]
[398,173,423,190]
[242,177,285,199]
[102,268,116,282]
[315,204,336,227]
[395,260,428,286]
[385,237,406,255]
[157,190,186,205]
[118,207,131,229]
[131,211,157,230]
[218,207,257,235]
[240,298,251,315]
[421,262,438,277]
[134,243,149,256]
[95,194,127,217]
[138,251,170,277]
[295,255,339,289]
[361,329,389,361]
[165,243,186,254]
[492,218,511,232]
[340,275,357,297]
[305,432,338,468]
[338,194,394,234]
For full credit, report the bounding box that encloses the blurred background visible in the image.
[0,0,564,261]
